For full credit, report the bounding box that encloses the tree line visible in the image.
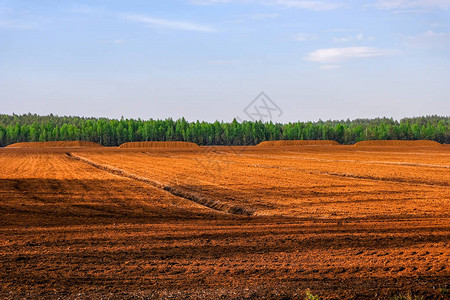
[0,114,448,147]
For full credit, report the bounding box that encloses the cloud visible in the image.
[293,33,317,41]
[320,64,341,69]
[70,5,99,14]
[328,28,357,32]
[405,30,450,48]
[120,14,216,32]
[0,19,35,30]
[0,7,13,14]
[332,33,375,43]
[375,0,450,10]
[208,59,247,65]
[305,47,393,63]
[269,0,343,10]
[100,39,125,44]
[0,7,41,30]
[71,7,216,33]
[190,0,232,4]
[248,13,279,19]
[190,0,343,10]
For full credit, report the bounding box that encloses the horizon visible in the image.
[2,112,449,124]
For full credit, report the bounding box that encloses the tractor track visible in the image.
[66,152,253,216]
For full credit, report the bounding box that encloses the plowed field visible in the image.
[0,145,449,299]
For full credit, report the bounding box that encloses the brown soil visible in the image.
[6,141,103,148]
[0,145,448,299]
[257,140,340,146]
[354,140,442,147]
[118,141,199,148]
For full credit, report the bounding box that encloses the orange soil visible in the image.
[257,140,340,146]
[0,146,448,299]
[354,140,441,147]
[118,141,199,148]
[6,141,103,148]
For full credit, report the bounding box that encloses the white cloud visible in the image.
[333,33,375,43]
[415,30,450,38]
[375,0,450,10]
[269,0,343,10]
[333,36,352,43]
[293,33,316,41]
[190,0,343,10]
[405,30,450,47]
[248,13,279,19]
[120,14,216,32]
[0,19,36,30]
[0,7,40,30]
[305,47,393,63]
[69,5,101,14]
[208,59,246,65]
[100,39,125,44]
[190,0,232,4]
[320,64,341,69]
[328,28,357,32]
[0,7,13,14]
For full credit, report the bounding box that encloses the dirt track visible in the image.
[0,145,449,299]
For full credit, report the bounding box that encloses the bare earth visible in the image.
[0,145,449,299]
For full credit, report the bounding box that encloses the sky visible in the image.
[1,0,449,123]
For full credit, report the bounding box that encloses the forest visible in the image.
[0,114,448,147]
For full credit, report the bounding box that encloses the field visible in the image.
[0,144,449,299]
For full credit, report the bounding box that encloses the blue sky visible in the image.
[1,0,449,122]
